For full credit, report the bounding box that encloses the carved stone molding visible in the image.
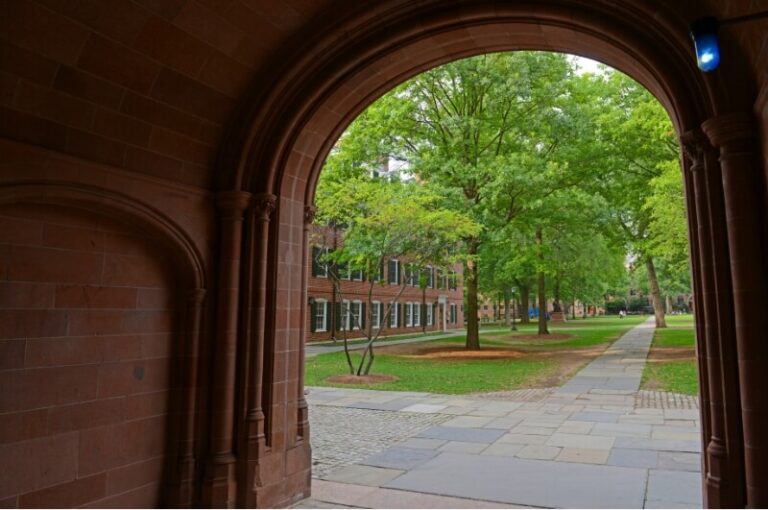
[304,204,317,225]
[680,129,709,168]
[701,113,757,149]
[214,190,252,218]
[253,193,277,221]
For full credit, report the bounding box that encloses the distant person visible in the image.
[619,309,625,319]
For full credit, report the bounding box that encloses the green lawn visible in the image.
[641,314,699,395]
[305,315,647,394]
[643,361,699,395]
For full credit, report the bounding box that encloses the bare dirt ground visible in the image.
[645,346,695,362]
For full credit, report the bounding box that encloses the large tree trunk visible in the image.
[465,241,481,350]
[645,257,667,328]
[520,284,530,324]
[536,227,549,335]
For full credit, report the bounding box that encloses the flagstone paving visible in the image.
[301,318,703,508]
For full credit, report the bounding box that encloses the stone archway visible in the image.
[220,2,767,507]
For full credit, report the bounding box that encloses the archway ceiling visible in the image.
[0,1,764,191]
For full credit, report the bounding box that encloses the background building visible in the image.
[307,225,464,341]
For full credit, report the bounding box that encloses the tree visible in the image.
[314,162,478,375]
[581,69,682,327]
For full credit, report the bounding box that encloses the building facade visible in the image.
[307,226,464,342]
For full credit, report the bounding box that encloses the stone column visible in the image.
[244,193,276,506]
[203,191,252,508]
[297,205,315,440]
[682,129,745,507]
[175,288,207,508]
[702,113,768,508]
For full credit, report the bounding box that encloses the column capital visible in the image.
[680,128,709,168]
[701,113,756,149]
[304,204,317,225]
[253,193,277,222]
[214,190,252,217]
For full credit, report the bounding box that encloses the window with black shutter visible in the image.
[388,259,399,284]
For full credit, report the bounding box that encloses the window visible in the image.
[388,259,400,284]
[350,267,363,281]
[312,299,328,332]
[449,270,457,290]
[390,301,398,328]
[450,303,457,323]
[372,301,381,329]
[405,302,413,327]
[426,266,434,288]
[436,269,443,289]
[311,246,329,278]
[426,303,433,326]
[440,272,448,289]
[350,300,362,330]
[407,264,418,286]
[340,299,350,330]
[413,302,421,327]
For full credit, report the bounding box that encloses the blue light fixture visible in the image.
[690,17,720,72]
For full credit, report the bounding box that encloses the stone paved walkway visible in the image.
[301,318,702,508]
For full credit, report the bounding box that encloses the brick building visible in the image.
[1,1,768,507]
[307,226,464,342]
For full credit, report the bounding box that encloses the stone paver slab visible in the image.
[439,441,488,454]
[546,433,615,450]
[359,447,439,470]
[646,469,703,507]
[607,448,659,468]
[481,443,525,457]
[555,448,610,464]
[384,452,647,508]
[400,403,448,413]
[657,451,702,472]
[496,433,548,445]
[516,445,561,460]
[442,416,495,428]
[323,464,405,486]
[398,438,446,450]
[416,426,506,444]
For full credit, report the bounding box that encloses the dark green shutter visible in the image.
[324,302,330,332]
[311,247,321,276]
[310,300,317,332]
[398,303,402,327]
[335,302,341,331]
[361,302,366,330]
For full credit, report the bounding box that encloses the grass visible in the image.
[643,361,699,395]
[305,351,554,394]
[641,314,699,395]
[305,315,647,394]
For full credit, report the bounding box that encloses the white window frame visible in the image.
[341,299,351,331]
[426,265,433,288]
[390,301,398,328]
[351,267,363,281]
[405,302,413,327]
[372,300,381,329]
[427,303,433,326]
[314,298,327,332]
[351,300,362,330]
[413,302,421,327]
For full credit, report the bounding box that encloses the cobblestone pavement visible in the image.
[305,318,703,508]
[309,405,450,478]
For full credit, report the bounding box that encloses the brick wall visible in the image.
[0,203,180,508]
[306,251,464,342]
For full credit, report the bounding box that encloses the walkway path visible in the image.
[300,318,702,508]
[305,329,465,358]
